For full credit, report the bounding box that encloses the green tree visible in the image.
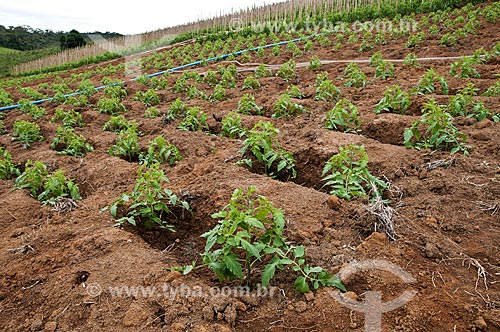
[60,30,87,50]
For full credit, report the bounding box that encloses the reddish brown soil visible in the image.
[1,5,500,332]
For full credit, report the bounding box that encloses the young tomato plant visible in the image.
[322,145,388,200]
[107,165,190,230]
[325,99,361,133]
[186,85,206,100]
[51,126,94,158]
[405,32,426,48]
[374,60,395,80]
[374,85,411,114]
[482,79,500,97]
[449,57,480,78]
[315,79,342,102]
[0,147,20,180]
[342,63,367,88]
[403,53,420,67]
[38,170,81,205]
[308,55,322,71]
[178,107,209,132]
[19,100,47,120]
[255,64,272,78]
[413,68,448,95]
[139,136,182,167]
[175,187,346,293]
[97,97,126,115]
[369,52,384,67]
[108,129,140,162]
[239,121,296,179]
[12,120,44,148]
[448,83,494,121]
[15,160,48,197]
[145,107,161,118]
[210,84,227,102]
[286,85,305,99]
[103,115,138,133]
[164,98,187,123]
[272,94,306,118]
[237,93,263,115]
[404,99,469,154]
[51,108,84,128]
[134,89,161,106]
[221,112,247,139]
[0,89,14,107]
[242,76,261,90]
[103,85,127,100]
[276,59,297,82]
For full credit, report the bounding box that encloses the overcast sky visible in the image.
[0,0,287,35]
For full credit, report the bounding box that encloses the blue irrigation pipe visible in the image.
[0,34,319,112]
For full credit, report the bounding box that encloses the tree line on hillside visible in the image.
[0,25,122,51]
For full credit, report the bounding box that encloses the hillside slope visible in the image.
[0,2,499,332]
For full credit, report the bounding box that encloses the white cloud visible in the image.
[0,0,287,34]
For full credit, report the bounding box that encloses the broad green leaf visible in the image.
[294,246,305,258]
[326,275,347,292]
[294,276,310,293]
[241,239,263,259]
[262,263,276,288]
[183,264,194,275]
[223,254,244,279]
[110,204,117,217]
